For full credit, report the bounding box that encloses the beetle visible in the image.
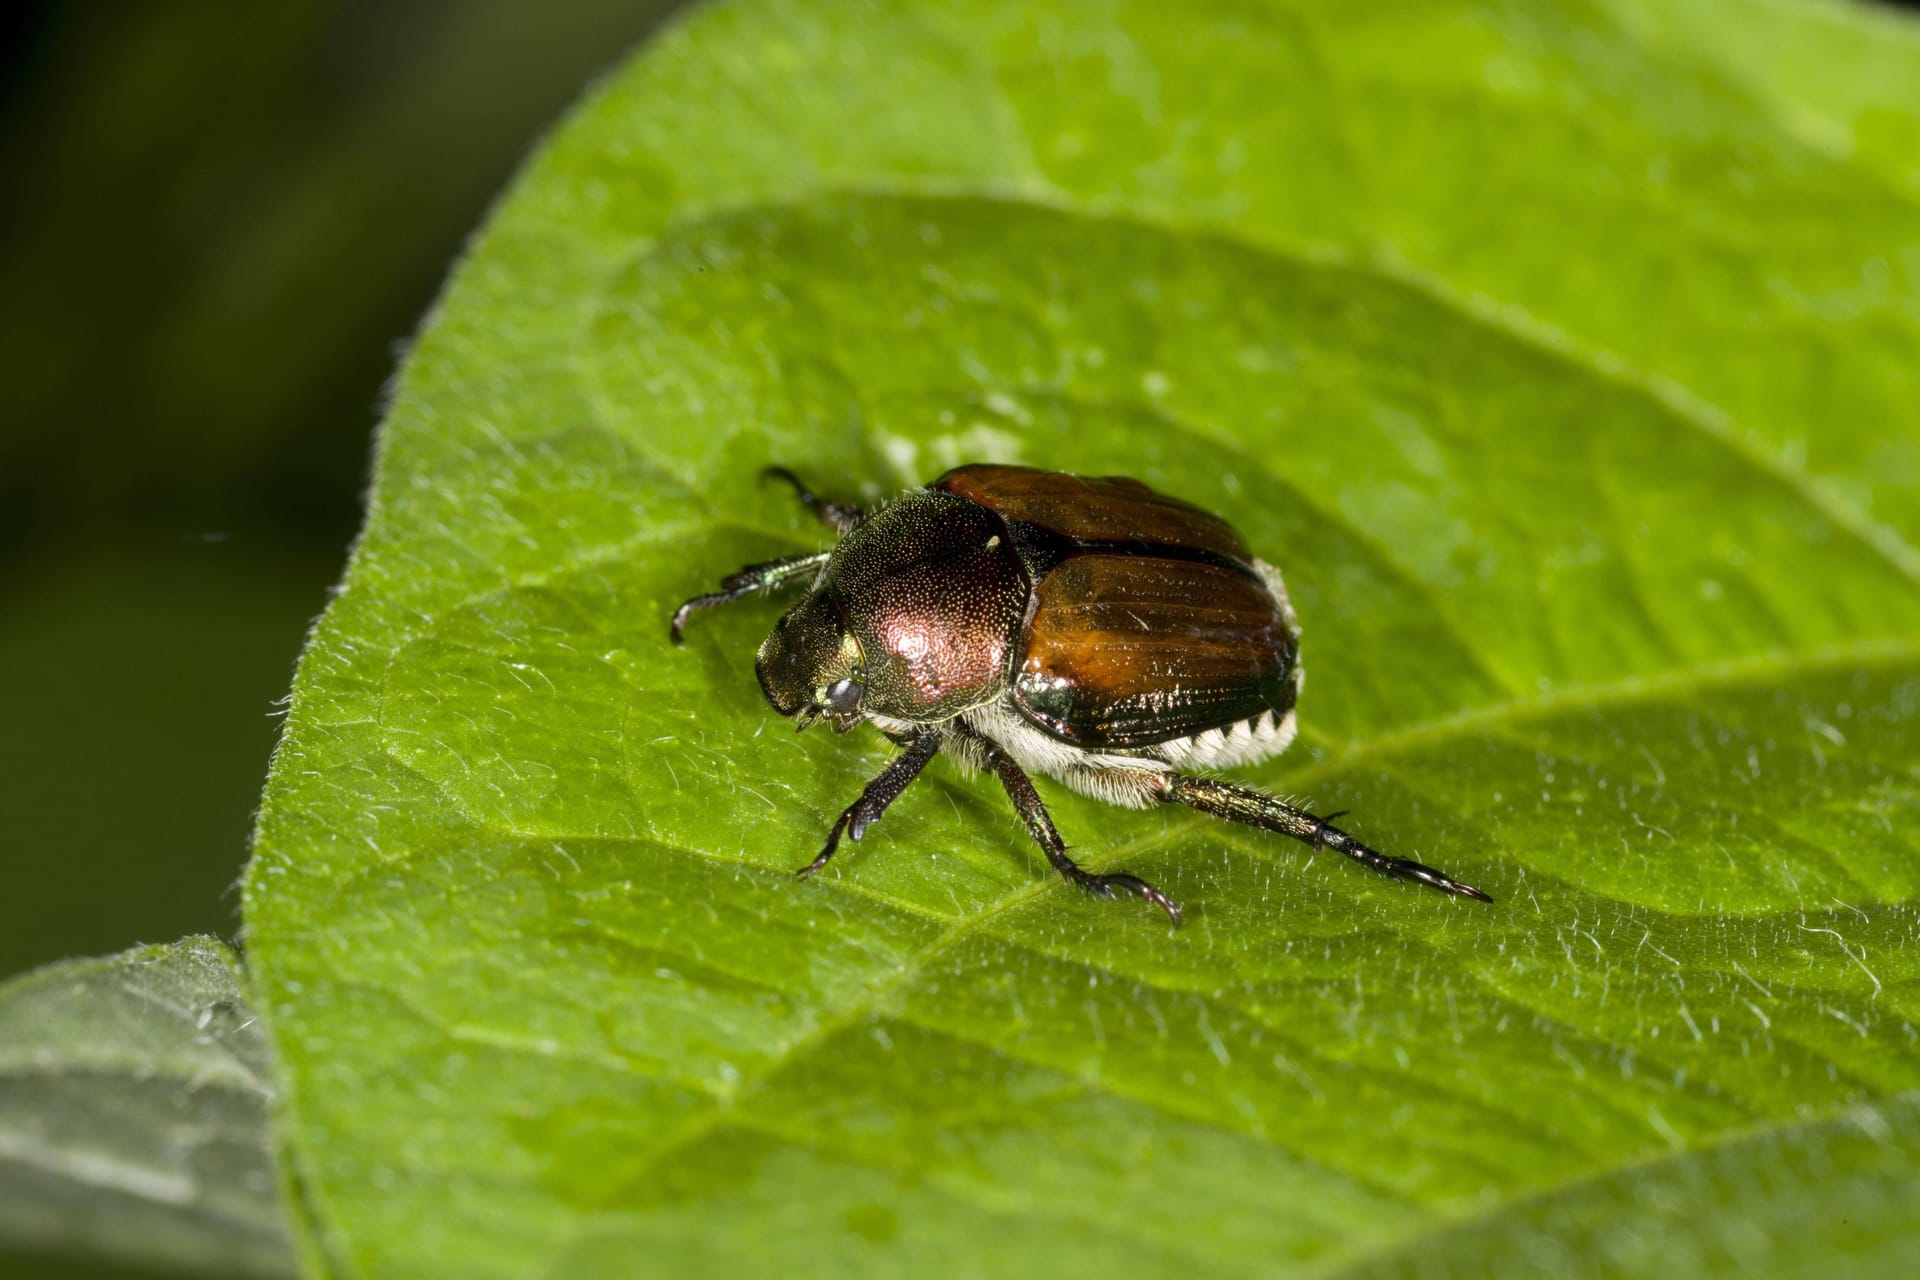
[671,463,1491,924]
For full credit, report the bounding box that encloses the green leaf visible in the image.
[1344,1094,1920,1278]
[1600,0,1920,200]
[243,0,1920,1275]
[0,937,293,1278]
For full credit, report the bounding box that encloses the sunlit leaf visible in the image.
[244,0,1920,1274]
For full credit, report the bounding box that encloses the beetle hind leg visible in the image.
[1165,774,1491,902]
[971,738,1181,925]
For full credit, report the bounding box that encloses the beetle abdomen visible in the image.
[1146,703,1298,769]
[957,695,1298,810]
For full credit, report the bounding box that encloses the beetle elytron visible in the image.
[671,464,1491,924]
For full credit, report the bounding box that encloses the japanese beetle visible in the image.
[672,464,1491,924]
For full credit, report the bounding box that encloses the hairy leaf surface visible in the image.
[244,1,1920,1274]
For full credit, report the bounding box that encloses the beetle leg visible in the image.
[1165,775,1492,902]
[1310,811,1349,855]
[762,466,862,534]
[973,741,1181,926]
[796,732,942,879]
[669,550,831,645]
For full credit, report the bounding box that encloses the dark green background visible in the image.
[0,3,680,1275]
[1,0,682,986]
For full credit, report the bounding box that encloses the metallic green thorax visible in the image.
[755,490,1026,729]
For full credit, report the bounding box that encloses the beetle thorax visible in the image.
[759,490,1029,726]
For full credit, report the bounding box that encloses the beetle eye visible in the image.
[821,678,862,713]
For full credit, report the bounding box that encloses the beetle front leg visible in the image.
[797,732,942,878]
[763,466,862,535]
[978,743,1181,926]
[1164,774,1491,902]
[669,550,831,645]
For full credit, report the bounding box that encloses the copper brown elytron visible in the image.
[670,464,1491,924]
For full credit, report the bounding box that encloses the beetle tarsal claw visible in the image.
[667,597,707,646]
[795,819,848,879]
[1077,871,1183,927]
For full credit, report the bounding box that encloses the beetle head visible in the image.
[755,593,867,733]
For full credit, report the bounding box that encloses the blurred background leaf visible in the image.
[0,939,288,1279]
[238,0,1920,1276]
